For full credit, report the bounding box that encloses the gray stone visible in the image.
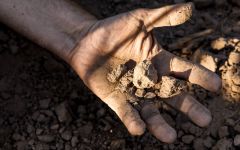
[61,130,72,141]
[182,135,195,144]
[37,135,55,143]
[203,136,214,148]
[71,136,79,147]
[55,102,72,123]
[218,126,229,138]
[234,135,240,146]
[193,138,205,150]
[65,144,71,150]
[144,92,156,99]
[110,139,125,149]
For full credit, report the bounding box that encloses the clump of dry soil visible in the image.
[107,59,187,104]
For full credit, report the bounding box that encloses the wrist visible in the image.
[67,20,101,80]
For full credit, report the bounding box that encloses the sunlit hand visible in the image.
[70,3,221,143]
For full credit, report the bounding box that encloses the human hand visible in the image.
[69,3,221,143]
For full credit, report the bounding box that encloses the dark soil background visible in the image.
[0,0,240,150]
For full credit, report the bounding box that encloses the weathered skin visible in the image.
[0,1,221,143]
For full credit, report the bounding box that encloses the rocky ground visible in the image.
[0,0,240,150]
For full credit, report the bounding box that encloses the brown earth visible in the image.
[0,0,240,149]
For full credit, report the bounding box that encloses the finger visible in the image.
[164,93,212,127]
[140,101,177,143]
[170,55,221,92]
[104,91,146,135]
[145,2,194,31]
[152,50,221,92]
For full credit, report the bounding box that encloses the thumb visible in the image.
[132,2,194,32]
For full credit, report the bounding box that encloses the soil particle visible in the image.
[228,51,240,65]
[12,133,23,141]
[135,88,146,97]
[234,134,240,146]
[234,124,240,133]
[232,74,240,85]
[192,49,217,72]
[211,37,227,51]
[77,123,93,137]
[194,87,207,101]
[71,136,79,147]
[144,92,156,99]
[61,130,72,141]
[15,141,28,150]
[193,138,205,150]
[225,118,235,126]
[37,135,55,143]
[36,128,43,135]
[96,108,106,118]
[35,143,50,150]
[133,60,158,89]
[26,124,35,134]
[212,138,232,150]
[117,69,134,92]
[181,135,194,144]
[107,64,127,83]
[50,124,59,130]
[65,144,71,150]
[158,76,187,98]
[218,126,229,138]
[231,84,240,93]
[110,139,125,149]
[203,136,215,148]
[55,102,72,123]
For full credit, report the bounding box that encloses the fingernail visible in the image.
[155,126,177,143]
[189,104,212,127]
[128,120,146,136]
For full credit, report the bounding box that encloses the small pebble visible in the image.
[61,130,72,141]
[211,37,226,50]
[203,136,214,148]
[135,89,146,97]
[144,92,156,99]
[218,126,229,138]
[71,136,79,147]
[228,51,240,65]
[234,134,240,146]
[182,135,195,144]
[37,135,55,143]
[55,102,72,123]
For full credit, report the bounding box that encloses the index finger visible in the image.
[152,50,221,92]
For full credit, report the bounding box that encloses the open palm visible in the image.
[70,3,221,143]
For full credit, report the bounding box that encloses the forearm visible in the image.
[0,0,97,62]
